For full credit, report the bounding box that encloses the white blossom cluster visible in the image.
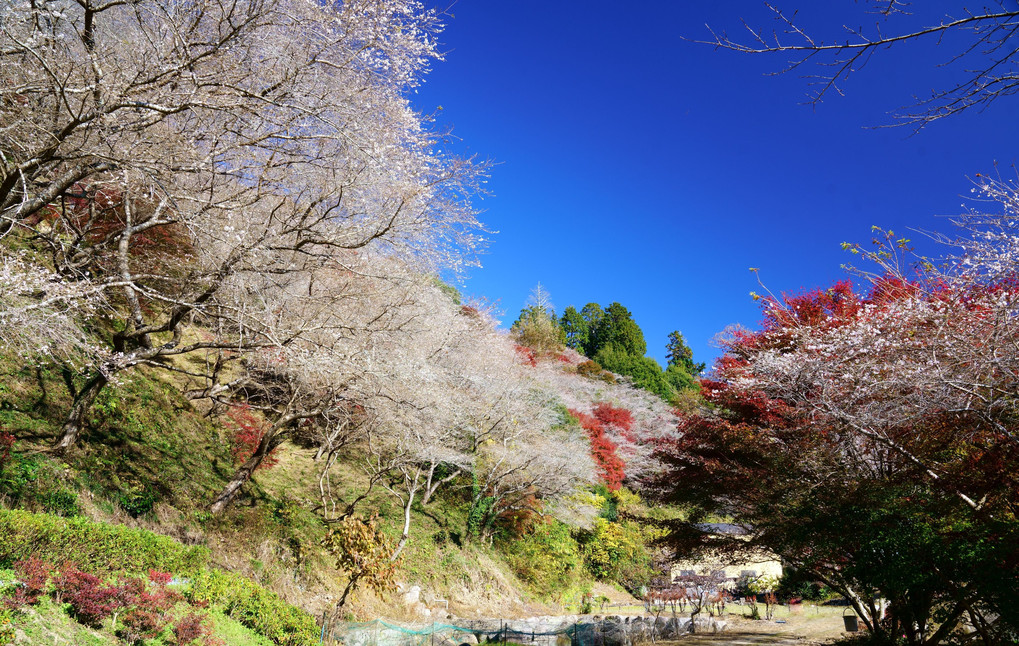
[0,0,489,454]
[531,349,681,482]
[0,254,106,363]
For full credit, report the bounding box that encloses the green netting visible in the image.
[332,618,578,637]
[323,617,644,646]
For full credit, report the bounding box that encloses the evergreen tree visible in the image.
[665,330,705,376]
[559,305,590,351]
[589,302,646,358]
[594,346,675,402]
[578,303,605,356]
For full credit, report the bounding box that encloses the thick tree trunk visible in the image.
[52,372,108,454]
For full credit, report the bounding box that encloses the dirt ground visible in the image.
[655,604,852,646]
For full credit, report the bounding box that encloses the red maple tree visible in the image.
[226,404,279,470]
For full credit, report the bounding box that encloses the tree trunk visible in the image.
[421,463,460,505]
[52,372,108,454]
[209,428,281,514]
[389,492,414,562]
[389,470,420,562]
[329,572,361,623]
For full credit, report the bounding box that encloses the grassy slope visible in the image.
[6,596,275,646]
[0,352,604,625]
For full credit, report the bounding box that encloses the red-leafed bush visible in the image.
[6,557,52,608]
[114,575,180,643]
[148,569,173,585]
[172,611,220,645]
[119,607,168,643]
[226,404,278,470]
[568,409,626,491]
[592,402,634,436]
[53,564,122,627]
[114,576,146,607]
[0,432,14,471]
[514,344,537,367]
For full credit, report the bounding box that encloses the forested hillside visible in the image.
[0,1,692,641]
[4,1,1019,646]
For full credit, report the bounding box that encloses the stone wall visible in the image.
[328,614,728,646]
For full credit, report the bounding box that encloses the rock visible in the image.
[680,616,721,635]
[401,585,421,606]
[457,633,478,645]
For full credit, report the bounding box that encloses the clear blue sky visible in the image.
[413,1,1019,369]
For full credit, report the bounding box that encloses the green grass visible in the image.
[3,594,287,645]
[0,355,238,522]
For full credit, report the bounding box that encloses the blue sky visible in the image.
[413,1,1019,369]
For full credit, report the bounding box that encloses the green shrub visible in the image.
[117,485,157,517]
[40,488,81,517]
[0,452,44,505]
[0,509,208,574]
[579,517,654,591]
[500,521,583,599]
[185,569,318,646]
[0,606,13,646]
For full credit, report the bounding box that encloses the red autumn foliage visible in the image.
[592,402,635,440]
[113,573,181,641]
[654,272,1019,645]
[699,378,795,429]
[0,432,14,471]
[53,564,123,627]
[760,279,861,330]
[514,344,537,367]
[226,404,279,470]
[6,557,52,609]
[1,557,205,640]
[120,607,169,642]
[62,184,195,273]
[148,569,173,585]
[172,611,220,645]
[494,490,543,537]
[568,409,626,491]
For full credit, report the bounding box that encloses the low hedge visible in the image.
[0,508,209,575]
[0,509,318,645]
[187,568,319,646]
